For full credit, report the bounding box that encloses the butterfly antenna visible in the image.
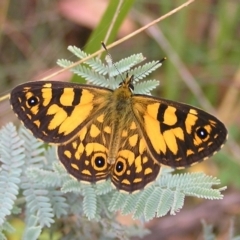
[101,42,125,82]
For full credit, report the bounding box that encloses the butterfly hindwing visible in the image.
[111,122,161,192]
[57,115,161,192]
[10,81,112,144]
[132,94,227,168]
[57,115,112,183]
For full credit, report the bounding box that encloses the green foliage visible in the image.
[0,47,227,239]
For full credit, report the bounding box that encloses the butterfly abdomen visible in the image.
[107,85,135,164]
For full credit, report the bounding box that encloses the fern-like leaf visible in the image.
[96,193,114,219]
[170,190,185,215]
[66,193,83,216]
[48,190,68,218]
[61,178,85,194]
[132,186,155,219]
[121,193,141,215]
[82,186,97,220]
[0,123,24,225]
[134,80,160,94]
[27,167,63,188]
[106,53,145,77]
[68,46,109,75]
[18,126,45,168]
[156,188,174,218]
[23,215,42,240]
[23,185,54,227]
[94,180,113,195]
[129,61,163,81]
[57,59,73,68]
[72,64,108,86]
[108,192,127,212]
[144,187,162,220]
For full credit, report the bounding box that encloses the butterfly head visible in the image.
[119,74,134,93]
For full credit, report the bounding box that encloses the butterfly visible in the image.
[10,75,227,193]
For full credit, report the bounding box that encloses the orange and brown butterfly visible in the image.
[9,60,227,193]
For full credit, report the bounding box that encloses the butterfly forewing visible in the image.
[10,81,112,144]
[132,94,227,168]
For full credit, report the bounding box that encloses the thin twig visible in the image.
[40,0,195,81]
[0,0,195,101]
[102,0,124,50]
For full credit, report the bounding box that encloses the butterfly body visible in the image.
[10,77,227,193]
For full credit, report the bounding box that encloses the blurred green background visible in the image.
[0,0,240,239]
